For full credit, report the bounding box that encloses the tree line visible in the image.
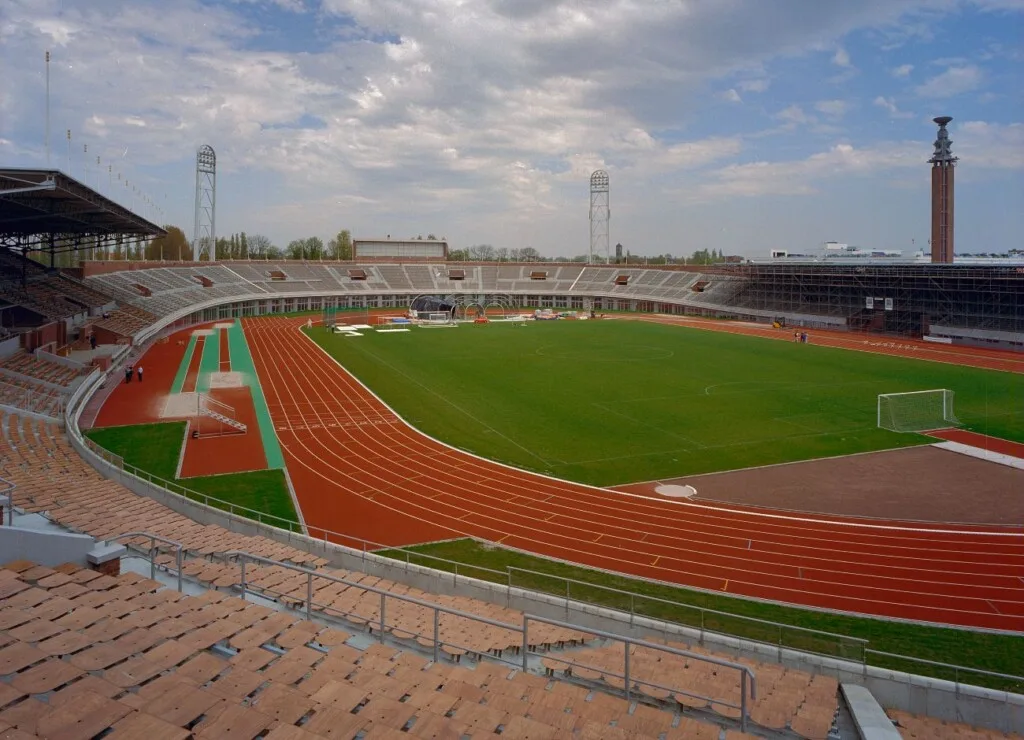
[27,227,732,266]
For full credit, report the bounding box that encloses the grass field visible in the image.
[307,319,1023,485]
[85,422,299,526]
[378,538,1024,691]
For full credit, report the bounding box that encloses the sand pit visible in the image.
[162,392,200,418]
[209,371,244,389]
[213,322,234,329]
[192,329,215,337]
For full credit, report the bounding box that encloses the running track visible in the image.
[243,316,1024,632]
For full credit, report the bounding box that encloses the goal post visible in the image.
[877,389,960,433]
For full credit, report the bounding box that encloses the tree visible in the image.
[328,229,352,260]
[285,239,305,260]
[519,247,542,262]
[426,233,437,240]
[447,248,468,261]
[468,244,496,261]
[146,225,190,261]
[266,244,283,260]
[239,232,248,260]
[248,234,272,259]
[305,236,325,260]
[214,237,231,260]
[495,247,509,262]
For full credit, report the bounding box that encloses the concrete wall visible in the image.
[0,527,94,568]
[0,336,21,360]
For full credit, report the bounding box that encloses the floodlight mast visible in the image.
[193,144,217,261]
[589,170,610,265]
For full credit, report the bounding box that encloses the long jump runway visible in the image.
[243,316,1024,632]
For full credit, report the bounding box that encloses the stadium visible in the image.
[0,129,1023,736]
[2,160,1024,736]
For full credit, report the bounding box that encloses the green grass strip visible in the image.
[84,421,298,526]
[196,329,220,394]
[377,538,1024,693]
[229,319,285,469]
[170,334,198,395]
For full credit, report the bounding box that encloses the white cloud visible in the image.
[737,78,770,93]
[776,104,813,126]
[915,64,985,97]
[694,142,921,199]
[873,96,915,118]
[814,99,850,118]
[956,121,1024,168]
[891,63,914,77]
[832,47,852,67]
[0,0,1019,257]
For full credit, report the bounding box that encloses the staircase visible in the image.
[198,406,247,433]
[196,394,247,435]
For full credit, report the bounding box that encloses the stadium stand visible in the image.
[887,709,1023,740]
[1,409,858,738]
[93,305,159,338]
[0,350,89,388]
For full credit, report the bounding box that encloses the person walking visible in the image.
[125,365,133,384]
[136,365,144,382]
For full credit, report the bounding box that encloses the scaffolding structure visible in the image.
[728,263,1024,336]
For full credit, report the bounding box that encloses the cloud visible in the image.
[776,104,813,126]
[693,142,922,200]
[915,64,985,97]
[891,63,915,77]
[832,47,852,67]
[873,96,915,118]
[737,78,770,93]
[814,99,850,118]
[956,121,1024,168]
[0,0,1019,256]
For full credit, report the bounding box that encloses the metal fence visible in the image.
[222,550,758,730]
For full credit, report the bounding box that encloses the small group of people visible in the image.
[124,364,143,384]
[793,330,810,344]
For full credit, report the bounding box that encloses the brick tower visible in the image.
[929,116,957,264]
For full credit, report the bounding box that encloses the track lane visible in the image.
[243,316,1024,631]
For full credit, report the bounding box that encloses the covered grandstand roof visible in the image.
[0,167,166,251]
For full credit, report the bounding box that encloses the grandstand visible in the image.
[71,260,1023,349]
[0,251,1020,738]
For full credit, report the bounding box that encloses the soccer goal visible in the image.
[877,389,960,433]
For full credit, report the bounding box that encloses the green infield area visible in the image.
[85,422,299,527]
[306,319,1023,486]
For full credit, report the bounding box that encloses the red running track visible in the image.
[243,316,1024,632]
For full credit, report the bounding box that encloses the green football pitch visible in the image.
[306,319,1023,486]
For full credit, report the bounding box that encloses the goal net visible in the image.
[877,389,960,433]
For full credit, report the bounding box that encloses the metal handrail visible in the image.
[865,650,1024,688]
[108,532,184,592]
[219,549,756,730]
[507,565,868,657]
[0,476,16,527]
[199,393,236,417]
[71,444,862,660]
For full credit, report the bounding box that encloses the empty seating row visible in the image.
[0,558,759,739]
[0,350,88,388]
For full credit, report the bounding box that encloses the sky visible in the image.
[1,0,1021,259]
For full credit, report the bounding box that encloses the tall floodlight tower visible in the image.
[929,117,957,264]
[193,145,217,261]
[589,170,610,264]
